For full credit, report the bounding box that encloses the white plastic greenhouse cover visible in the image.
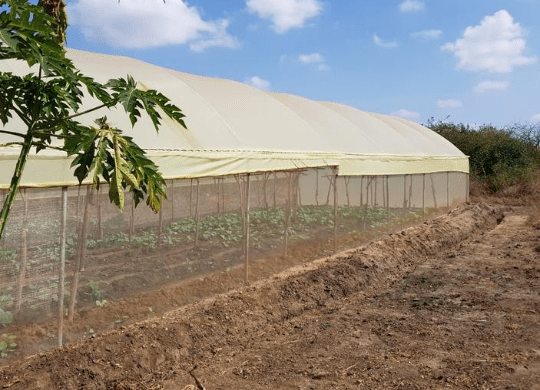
[0,49,468,189]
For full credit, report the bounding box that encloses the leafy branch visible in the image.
[0,0,187,238]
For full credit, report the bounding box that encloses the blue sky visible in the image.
[64,0,540,127]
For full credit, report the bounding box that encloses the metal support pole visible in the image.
[58,186,67,346]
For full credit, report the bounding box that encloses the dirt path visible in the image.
[1,202,540,389]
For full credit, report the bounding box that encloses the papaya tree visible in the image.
[0,0,187,238]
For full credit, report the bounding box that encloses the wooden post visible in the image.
[129,193,135,243]
[244,174,251,282]
[409,175,413,208]
[158,202,163,247]
[263,173,269,213]
[466,173,470,202]
[422,173,426,220]
[97,186,103,240]
[58,186,67,346]
[189,179,194,217]
[360,176,364,209]
[374,176,378,208]
[325,174,332,206]
[333,169,338,254]
[221,177,226,214]
[215,178,220,215]
[69,185,90,322]
[75,185,82,236]
[363,177,371,231]
[344,177,351,206]
[446,171,450,208]
[386,175,390,224]
[430,173,438,209]
[15,189,28,315]
[273,172,277,208]
[78,186,91,272]
[194,179,201,247]
[171,179,175,223]
[403,175,407,209]
[315,169,320,206]
[283,173,292,257]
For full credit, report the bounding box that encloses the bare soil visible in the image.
[1,200,540,389]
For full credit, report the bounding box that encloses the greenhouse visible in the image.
[0,49,468,344]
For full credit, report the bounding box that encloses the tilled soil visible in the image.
[1,202,540,389]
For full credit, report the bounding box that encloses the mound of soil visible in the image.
[2,202,540,389]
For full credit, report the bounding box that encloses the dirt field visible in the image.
[1,200,540,389]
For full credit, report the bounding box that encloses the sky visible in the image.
[63,0,540,127]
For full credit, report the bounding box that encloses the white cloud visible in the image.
[298,52,329,71]
[373,34,398,48]
[437,99,463,108]
[441,10,537,73]
[411,29,442,39]
[298,53,324,64]
[246,0,323,34]
[531,113,540,123]
[69,0,240,51]
[399,0,424,13]
[245,76,271,90]
[392,109,420,121]
[474,80,510,93]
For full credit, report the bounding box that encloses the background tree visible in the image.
[0,0,187,238]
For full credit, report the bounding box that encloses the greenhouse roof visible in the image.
[0,49,468,188]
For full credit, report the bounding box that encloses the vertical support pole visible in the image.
[422,173,426,220]
[360,176,364,209]
[244,174,251,282]
[363,177,371,231]
[129,192,135,243]
[58,186,67,346]
[466,173,470,202]
[374,176,378,208]
[386,175,390,224]
[430,173,438,209]
[215,178,220,215]
[171,179,175,223]
[409,175,413,208]
[69,185,91,322]
[333,168,339,254]
[158,202,163,247]
[75,185,82,237]
[15,189,28,315]
[273,172,277,208]
[403,175,407,209]
[284,173,292,257]
[97,186,103,240]
[189,179,194,217]
[222,177,226,214]
[263,173,269,213]
[78,186,91,271]
[315,169,320,206]
[446,171,450,208]
[194,179,201,247]
[345,177,351,206]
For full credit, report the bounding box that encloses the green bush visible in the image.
[427,119,540,193]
